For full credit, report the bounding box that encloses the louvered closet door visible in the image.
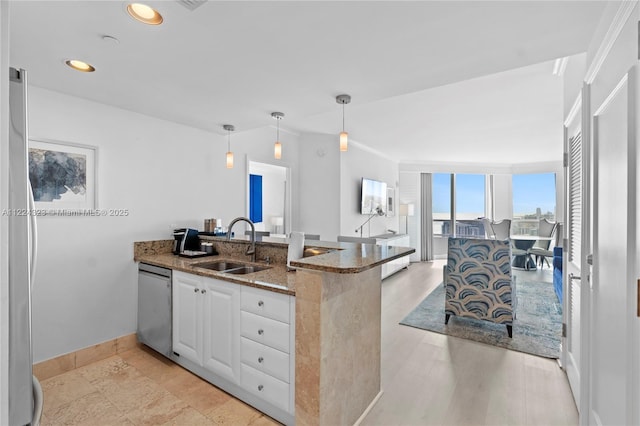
[563,110,582,407]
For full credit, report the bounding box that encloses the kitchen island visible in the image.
[134,237,414,425]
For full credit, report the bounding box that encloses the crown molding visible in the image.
[585,1,638,84]
[399,160,562,175]
[564,92,582,127]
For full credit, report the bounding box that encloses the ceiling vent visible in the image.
[176,0,207,11]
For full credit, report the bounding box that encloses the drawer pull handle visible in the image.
[258,385,264,391]
[258,300,264,307]
[201,289,206,294]
[258,329,264,335]
[258,356,264,363]
[194,288,199,293]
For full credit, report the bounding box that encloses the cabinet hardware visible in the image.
[258,385,264,391]
[258,329,264,335]
[201,289,206,294]
[258,356,264,363]
[258,300,264,307]
[569,273,581,281]
[194,288,199,293]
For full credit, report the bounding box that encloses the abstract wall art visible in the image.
[28,139,97,211]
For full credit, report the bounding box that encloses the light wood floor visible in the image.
[361,260,577,426]
[40,260,576,425]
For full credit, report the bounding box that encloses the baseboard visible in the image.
[353,390,384,426]
[32,333,139,381]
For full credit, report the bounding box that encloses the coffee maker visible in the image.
[173,228,200,254]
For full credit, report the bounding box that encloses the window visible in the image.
[455,174,485,237]
[512,173,556,235]
[432,173,486,258]
[432,173,451,238]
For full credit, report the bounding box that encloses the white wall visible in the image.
[340,142,399,238]
[563,53,587,117]
[1,1,10,421]
[27,87,301,362]
[297,133,340,241]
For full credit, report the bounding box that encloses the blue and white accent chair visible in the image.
[444,237,517,338]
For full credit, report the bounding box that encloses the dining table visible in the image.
[509,235,554,270]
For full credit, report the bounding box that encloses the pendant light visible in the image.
[336,94,351,152]
[223,124,235,169]
[271,112,284,159]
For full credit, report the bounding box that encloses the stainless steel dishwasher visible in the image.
[137,263,172,357]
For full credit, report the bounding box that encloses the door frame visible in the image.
[246,158,292,236]
[576,3,639,423]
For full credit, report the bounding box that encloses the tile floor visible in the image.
[39,346,279,425]
[39,260,575,426]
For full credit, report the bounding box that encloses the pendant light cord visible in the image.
[342,103,345,132]
[227,129,230,151]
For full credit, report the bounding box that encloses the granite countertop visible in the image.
[135,240,414,296]
[135,253,297,295]
[289,244,414,273]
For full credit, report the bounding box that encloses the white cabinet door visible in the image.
[202,277,241,383]
[172,271,202,365]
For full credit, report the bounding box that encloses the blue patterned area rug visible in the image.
[400,280,562,358]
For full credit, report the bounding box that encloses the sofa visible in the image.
[553,246,563,303]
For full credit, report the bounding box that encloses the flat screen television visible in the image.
[361,177,387,215]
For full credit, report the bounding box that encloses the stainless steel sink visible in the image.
[223,265,271,275]
[193,260,270,275]
[193,261,246,271]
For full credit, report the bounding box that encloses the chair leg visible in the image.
[445,314,450,324]
[506,325,513,338]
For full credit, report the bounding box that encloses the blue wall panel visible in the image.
[249,174,263,223]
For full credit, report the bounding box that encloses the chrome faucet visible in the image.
[227,217,256,262]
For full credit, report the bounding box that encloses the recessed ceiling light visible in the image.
[65,59,96,73]
[127,3,163,25]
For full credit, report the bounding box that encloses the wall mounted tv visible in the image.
[361,177,387,215]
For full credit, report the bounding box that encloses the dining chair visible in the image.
[489,220,530,267]
[529,220,559,269]
[489,219,510,240]
[480,217,495,239]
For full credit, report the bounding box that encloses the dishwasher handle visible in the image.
[139,263,172,279]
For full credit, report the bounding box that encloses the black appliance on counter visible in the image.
[172,228,200,254]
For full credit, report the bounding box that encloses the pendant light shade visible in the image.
[339,131,348,152]
[223,124,235,169]
[271,112,284,160]
[274,142,282,159]
[336,94,351,152]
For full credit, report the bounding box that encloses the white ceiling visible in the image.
[8,1,608,165]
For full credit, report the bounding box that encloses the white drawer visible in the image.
[241,286,290,324]
[241,311,290,353]
[241,363,290,412]
[241,337,290,383]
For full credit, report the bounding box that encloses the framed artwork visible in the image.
[29,139,98,210]
[386,187,395,217]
